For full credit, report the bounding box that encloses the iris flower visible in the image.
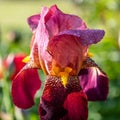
[11,5,109,120]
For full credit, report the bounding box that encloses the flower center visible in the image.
[50,65,76,87]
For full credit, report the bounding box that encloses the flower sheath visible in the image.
[11,5,109,120]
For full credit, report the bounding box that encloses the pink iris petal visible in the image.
[44,5,87,38]
[62,91,88,120]
[48,34,88,72]
[12,68,41,109]
[27,14,40,31]
[30,6,52,67]
[28,5,87,37]
[79,67,109,101]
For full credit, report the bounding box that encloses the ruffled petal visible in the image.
[27,14,40,31]
[79,67,109,101]
[48,33,88,73]
[58,29,105,45]
[30,6,52,74]
[29,4,88,66]
[12,68,41,109]
[62,91,88,120]
[44,5,87,38]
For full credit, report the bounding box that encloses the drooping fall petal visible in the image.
[39,76,67,120]
[79,67,109,101]
[12,68,41,109]
[62,91,88,120]
[39,75,81,120]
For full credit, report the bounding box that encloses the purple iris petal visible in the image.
[27,14,40,31]
[79,67,109,101]
[59,29,105,46]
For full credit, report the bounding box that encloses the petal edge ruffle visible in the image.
[58,29,105,45]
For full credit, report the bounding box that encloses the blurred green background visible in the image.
[0,0,120,120]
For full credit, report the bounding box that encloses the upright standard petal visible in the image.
[27,14,40,31]
[44,5,87,38]
[79,67,109,101]
[12,68,41,109]
[29,6,52,74]
[48,33,88,74]
[62,91,88,120]
[28,5,88,74]
[48,29,105,73]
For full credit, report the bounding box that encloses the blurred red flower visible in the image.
[0,54,26,80]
